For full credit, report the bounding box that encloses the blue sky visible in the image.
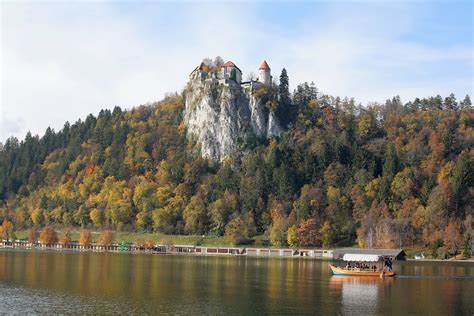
[1,1,473,141]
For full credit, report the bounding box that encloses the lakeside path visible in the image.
[2,241,472,262]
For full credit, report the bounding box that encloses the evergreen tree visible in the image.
[460,95,472,109]
[277,68,292,126]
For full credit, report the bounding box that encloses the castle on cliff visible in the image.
[189,59,272,90]
[185,58,282,162]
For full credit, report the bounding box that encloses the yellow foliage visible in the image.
[31,208,43,226]
[287,225,298,248]
[326,186,340,204]
[89,209,103,227]
[365,177,381,200]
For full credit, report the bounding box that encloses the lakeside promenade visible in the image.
[2,240,472,262]
[0,239,333,258]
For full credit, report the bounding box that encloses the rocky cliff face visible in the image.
[184,77,282,162]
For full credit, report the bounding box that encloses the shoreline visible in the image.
[1,242,472,263]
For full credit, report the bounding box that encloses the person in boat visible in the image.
[384,258,393,271]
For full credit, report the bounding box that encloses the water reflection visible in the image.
[0,250,472,314]
[330,276,393,314]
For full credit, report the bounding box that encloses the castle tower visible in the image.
[258,60,272,86]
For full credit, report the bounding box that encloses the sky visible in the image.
[1,0,473,142]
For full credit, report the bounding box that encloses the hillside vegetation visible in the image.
[0,71,472,258]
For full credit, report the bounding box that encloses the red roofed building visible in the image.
[258,60,272,86]
[259,60,271,70]
[221,60,242,84]
[189,58,272,87]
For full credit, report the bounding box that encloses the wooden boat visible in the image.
[329,264,396,277]
[330,253,396,277]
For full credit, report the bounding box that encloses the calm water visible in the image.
[0,250,472,315]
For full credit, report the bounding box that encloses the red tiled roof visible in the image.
[222,61,236,67]
[221,60,242,73]
[259,60,270,70]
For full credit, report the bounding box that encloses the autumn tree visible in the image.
[269,206,288,247]
[287,225,298,248]
[225,214,255,246]
[320,221,335,248]
[79,229,92,246]
[208,190,237,236]
[183,195,207,235]
[39,226,58,245]
[61,228,72,245]
[296,218,321,247]
[89,208,104,228]
[28,228,37,243]
[98,230,114,246]
[0,219,13,241]
[443,218,462,257]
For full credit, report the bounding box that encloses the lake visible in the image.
[0,250,472,314]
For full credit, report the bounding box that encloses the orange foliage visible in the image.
[98,230,114,246]
[143,239,155,250]
[39,226,58,245]
[296,218,321,247]
[61,228,72,245]
[79,229,92,246]
[444,218,462,255]
[28,228,37,243]
[0,219,13,241]
[84,164,95,175]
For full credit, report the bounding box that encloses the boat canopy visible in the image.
[343,254,381,262]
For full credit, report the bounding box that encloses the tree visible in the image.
[79,229,92,246]
[443,93,458,112]
[451,151,471,217]
[183,195,207,235]
[0,219,13,241]
[225,214,255,245]
[459,95,471,109]
[61,228,72,245]
[443,218,462,257]
[462,215,472,258]
[39,226,58,245]
[28,228,37,243]
[89,209,104,228]
[277,68,292,125]
[296,218,321,247]
[320,221,335,248]
[136,211,152,231]
[208,191,237,236]
[98,230,114,246]
[380,143,399,201]
[269,208,288,247]
[287,225,298,248]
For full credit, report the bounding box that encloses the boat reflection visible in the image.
[329,276,393,314]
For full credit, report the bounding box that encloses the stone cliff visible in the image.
[184,62,282,162]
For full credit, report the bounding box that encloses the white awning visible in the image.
[343,254,381,262]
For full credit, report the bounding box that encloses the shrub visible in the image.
[61,228,72,245]
[98,230,114,246]
[39,226,58,245]
[79,229,92,246]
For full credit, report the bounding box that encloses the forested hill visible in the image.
[0,75,473,255]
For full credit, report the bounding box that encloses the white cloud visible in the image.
[1,2,472,142]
